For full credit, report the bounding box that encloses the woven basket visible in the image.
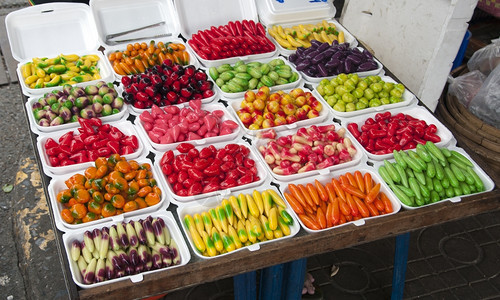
[437,65,500,171]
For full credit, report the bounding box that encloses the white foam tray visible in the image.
[48,157,169,231]
[251,121,367,182]
[212,56,304,100]
[372,146,495,210]
[62,210,190,289]
[276,165,401,233]
[126,77,219,117]
[152,140,268,205]
[103,39,200,82]
[16,51,115,97]
[298,48,384,84]
[313,75,418,119]
[134,102,241,152]
[267,19,358,57]
[227,87,329,137]
[25,83,129,135]
[36,120,146,177]
[176,183,299,259]
[341,106,456,161]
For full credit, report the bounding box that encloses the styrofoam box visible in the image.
[251,121,367,182]
[341,106,456,161]
[103,38,200,82]
[5,3,116,97]
[255,0,336,28]
[126,77,219,117]
[15,51,115,97]
[212,56,304,100]
[298,48,384,84]
[227,87,329,137]
[36,120,146,177]
[267,19,359,58]
[62,210,190,289]
[277,165,401,233]
[134,102,241,152]
[153,141,268,204]
[25,83,129,135]
[90,0,181,49]
[173,0,278,68]
[176,183,300,259]
[48,157,169,231]
[313,75,417,119]
[372,146,495,210]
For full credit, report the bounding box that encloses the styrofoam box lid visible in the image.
[269,19,358,58]
[276,165,401,233]
[153,140,268,205]
[25,83,129,135]
[313,75,418,119]
[372,146,495,210]
[227,87,329,136]
[134,102,241,153]
[36,120,147,177]
[90,0,180,48]
[213,57,304,100]
[5,3,100,62]
[341,106,456,161]
[298,49,384,84]
[48,157,170,232]
[173,0,259,40]
[255,0,336,27]
[251,121,368,182]
[176,183,300,259]
[62,210,191,289]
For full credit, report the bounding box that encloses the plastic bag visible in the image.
[467,38,500,76]
[448,70,486,107]
[469,64,500,129]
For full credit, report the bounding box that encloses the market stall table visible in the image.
[25,103,499,299]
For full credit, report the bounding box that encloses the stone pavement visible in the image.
[0,1,499,300]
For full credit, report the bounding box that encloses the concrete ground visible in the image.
[0,1,499,300]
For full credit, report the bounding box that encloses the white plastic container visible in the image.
[227,87,329,137]
[212,56,304,100]
[62,210,190,289]
[372,146,495,210]
[173,0,278,68]
[48,157,169,231]
[134,102,241,152]
[36,120,146,177]
[5,3,114,97]
[313,75,418,119]
[153,141,268,205]
[176,183,299,259]
[25,83,129,135]
[267,19,358,58]
[277,165,401,233]
[251,122,367,182]
[342,106,456,161]
[297,48,384,84]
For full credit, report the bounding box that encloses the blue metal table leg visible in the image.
[234,271,256,300]
[259,264,284,300]
[391,232,410,300]
[281,258,307,300]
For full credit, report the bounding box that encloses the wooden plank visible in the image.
[77,189,500,300]
[0,15,18,84]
